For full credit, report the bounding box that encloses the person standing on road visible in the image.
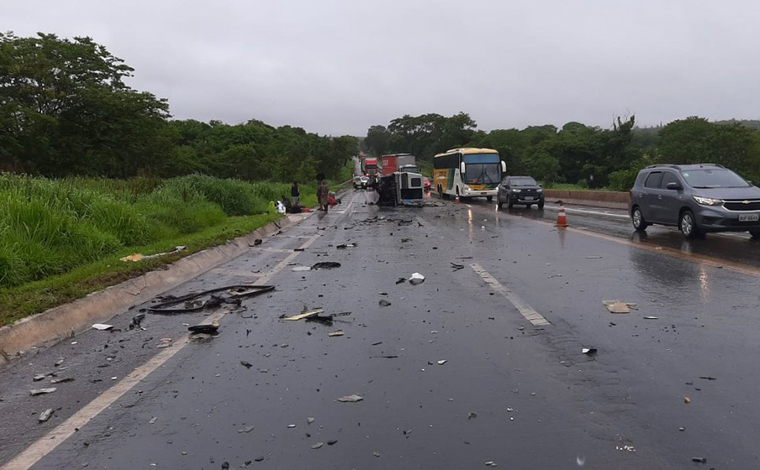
[318,180,330,212]
[291,181,300,207]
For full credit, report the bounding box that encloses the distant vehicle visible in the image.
[629,163,760,239]
[353,175,369,189]
[433,148,505,201]
[362,157,379,177]
[422,176,431,191]
[497,176,544,209]
[381,153,418,176]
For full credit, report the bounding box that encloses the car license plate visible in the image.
[524,196,534,201]
[739,214,759,222]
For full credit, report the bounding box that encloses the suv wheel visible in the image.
[631,206,649,232]
[679,209,702,239]
[537,200,544,209]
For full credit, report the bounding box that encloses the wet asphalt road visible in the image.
[2,190,760,469]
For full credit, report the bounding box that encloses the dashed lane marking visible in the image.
[471,263,551,327]
[1,232,322,470]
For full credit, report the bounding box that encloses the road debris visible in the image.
[485,461,498,466]
[149,417,158,424]
[33,374,46,382]
[328,330,345,337]
[450,263,465,271]
[699,376,717,381]
[240,361,253,369]
[30,388,57,396]
[311,262,341,270]
[643,316,659,320]
[468,412,477,420]
[54,358,64,367]
[284,308,324,321]
[336,243,357,249]
[307,417,315,424]
[337,394,363,403]
[238,425,255,433]
[50,377,74,384]
[91,323,113,331]
[409,273,426,285]
[691,457,707,463]
[582,348,597,355]
[603,300,637,314]
[188,322,220,335]
[129,313,146,330]
[327,440,338,445]
[684,396,691,404]
[437,360,447,365]
[121,245,186,262]
[149,285,273,314]
[311,442,323,449]
[373,451,381,457]
[157,338,172,349]
[38,409,54,423]
[379,299,392,307]
[292,266,311,272]
[395,278,406,284]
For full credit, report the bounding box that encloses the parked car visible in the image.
[422,176,431,191]
[353,175,369,189]
[497,176,544,209]
[629,163,760,239]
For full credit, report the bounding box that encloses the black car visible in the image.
[629,163,760,238]
[497,176,544,209]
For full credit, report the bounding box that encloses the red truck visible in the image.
[380,153,418,176]
[362,157,379,176]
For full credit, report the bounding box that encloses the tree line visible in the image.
[0,32,357,181]
[363,114,760,190]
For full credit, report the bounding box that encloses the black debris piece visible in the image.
[129,313,146,330]
[149,285,274,314]
[699,376,717,381]
[379,299,392,307]
[311,262,341,270]
[450,263,465,271]
[240,361,253,369]
[188,324,219,335]
[395,278,406,285]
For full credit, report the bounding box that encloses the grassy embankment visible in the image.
[0,174,319,327]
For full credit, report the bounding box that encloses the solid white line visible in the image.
[543,205,629,219]
[1,232,321,470]
[471,263,551,327]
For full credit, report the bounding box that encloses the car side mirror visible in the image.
[666,182,682,190]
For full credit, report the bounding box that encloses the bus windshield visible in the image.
[464,163,500,185]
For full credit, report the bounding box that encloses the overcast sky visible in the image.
[4,0,760,135]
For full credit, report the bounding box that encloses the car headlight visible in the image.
[693,196,723,206]
[512,189,521,193]
[537,188,543,193]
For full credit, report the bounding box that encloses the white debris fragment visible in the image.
[238,426,255,433]
[337,394,363,403]
[91,323,113,331]
[29,388,57,396]
[38,409,54,422]
[409,273,426,285]
[437,360,447,365]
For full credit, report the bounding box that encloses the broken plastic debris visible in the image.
[240,361,253,369]
[307,417,315,424]
[38,409,54,423]
[311,442,323,449]
[485,461,498,467]
[328,330,345,337]
[337,394,363,403]
[311,262,341,270]
[292,266,311,272]
[582,348,597,355]
[157,338,172,348]
[54,358,64,367]
[33,374,46,382]
[50,377,74,384]
[379,299,391,307]
[30,388,57,396]
[643,316,659,320]
[91,324,113,331]
[468,411,477,420]
[691,457,707,463]
[603,300,637,314]
[188,323,219,334]
[284,309,323,321]
[129,313,146,330]
[437,360,447,365]
[409,273,425,285]
[287,424,296,428]
[238,425,255,433]
[149,417,157,424]
[336,243,357,249]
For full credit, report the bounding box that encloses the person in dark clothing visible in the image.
[291,182,300,207]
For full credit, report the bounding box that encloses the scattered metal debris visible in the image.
[307,417,315,424]
[337,394,363,403]
[129,313,146,330]
[284,309,324,321]
[328,330,345,337]
[188,322,220,335]
[91,324,113,331]
[30,388,57,396]
[699,376,717,381]
[149,417,158,424]
[38,409,54,423]
[157,338,172,349]
[149,285,274,314]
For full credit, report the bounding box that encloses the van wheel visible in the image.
[679,209,702,239]
[631,206,649,232]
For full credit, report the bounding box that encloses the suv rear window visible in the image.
[509,177,537,186]
[644,172,663,188]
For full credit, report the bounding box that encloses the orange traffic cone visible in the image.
[556,202,568,228]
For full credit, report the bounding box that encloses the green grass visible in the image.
[0,213,280,326]
[0,173,324,326]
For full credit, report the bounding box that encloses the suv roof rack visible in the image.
[645,163,724,170]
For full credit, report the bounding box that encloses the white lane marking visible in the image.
[471,263,551,327]
[1,232,321,470]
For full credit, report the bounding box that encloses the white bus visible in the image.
[432,148,505,201]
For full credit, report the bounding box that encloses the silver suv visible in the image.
[629,164,760,239]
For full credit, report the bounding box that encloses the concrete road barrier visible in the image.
[543,190,630,210]
[0,216,298,368]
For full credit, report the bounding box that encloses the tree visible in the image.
[0,32,170,176]
[364,125,390,156]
